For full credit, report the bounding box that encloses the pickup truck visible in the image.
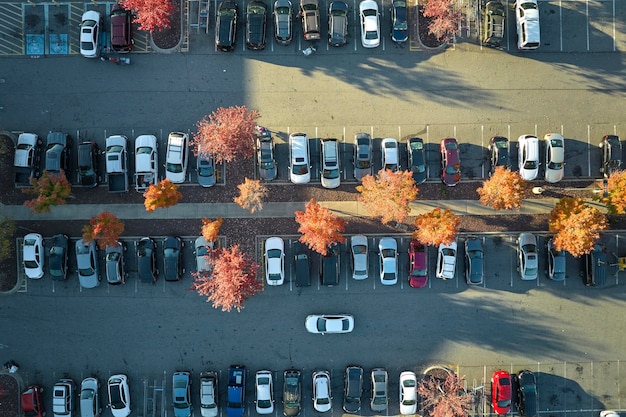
[134,134,158,192]
[106,135,129,193]
[14,133,41,188]
[226,365,246,417]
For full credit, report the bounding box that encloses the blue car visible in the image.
[173,372,192,417]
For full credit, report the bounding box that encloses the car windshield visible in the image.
[199,164,214,176]
[548,161,563,170]
[521,1,537,9]
[442,248,455,256]
[445,164,459,175]
[495,140,508,148]
[410,268,426,277]
[381,249,395,258]
[137,146,152,155]
[352,244,366,255]
[292,164,308,175]
[79,267,95,276]
[323,168,339,179]
[167,162,183,173]
[24,260,39,268]
[522,244,536,254]
[164,248,178,257]
[523,160,537,169]
[357,158,371,169]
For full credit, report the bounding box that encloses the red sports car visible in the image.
[408,240,428,288]
[21,385,45,417]
[440,138,461,186]
[491,370,512,415]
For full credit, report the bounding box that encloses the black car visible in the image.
[273,0,293,45]
[353,133,372,181]
[600,134,622,176]
[582,243,607,287]
[216,0,238,51]
[283,369,302,417]
[464,236,484,285]
[246,0,267,49]
[300,0,320,41]
[328,1,348,47]
[320,243,340,286]
[163,236,184,281]
[45,131,71,174]
[516,371,537,417]
[48,234,69,281]
[293,243,311,287]
[78,142,99,188]
[407,137,426,184]
[257,128,277,180]
[137,237,157,283]
[343,366,363,414]
[390,0,407,42]
[489,136,509,175]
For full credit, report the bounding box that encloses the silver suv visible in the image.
[321,138,340,188]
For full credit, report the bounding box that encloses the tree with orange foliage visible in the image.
[82,212,125,248]
[201,217,223,243]
[190,245,262,312]
[549,197,608,257]
[143,178,182,212]
[413,207,460,246]
[23,170,72,214]
[295,199,347,256]
[356,169,418,224]
[192,106,260,164]
[422,0,461,41]
[477,167,526,210]
[120,0,176,32]
[418,370,471,417]
[234,178,268,214]
[597,170,626,214]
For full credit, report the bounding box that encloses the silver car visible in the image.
[546,238,565,281]
[350,235,368,280]
[197,146,217,187]
[200,372,218,417]
[370,368,388,412]
[80,377,101,417]
[105,242,126,285]
[517,232,538,280]
[353,133,372,181]
[76,239,100,288]
[195,236,214,274]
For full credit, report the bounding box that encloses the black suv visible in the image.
[45,131,71,174]
[294,243,311,287]
[163,236,184,281]
[516,370,537,417]
[246,0,267,49]
[78,142,99,187]
[328,1,348,46]
[489,136,510,175]
[320,243,340,286]
[216,0,238,51]
[582,243,607,287]
[137,237,158,283]
[48,234,69,281]
[300,0,320,40]
[343,366,363,413]
[407,137,426,184]
[600,134,622,176]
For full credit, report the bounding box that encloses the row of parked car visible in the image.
[23,367,538,417]
[215,0,408,51]
[79,5,133,58]
[21,233,214,286]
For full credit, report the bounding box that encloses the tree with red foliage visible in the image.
[295,199,347,256]
[413,207,460,246]
[422,0,461,41]
[549,197,608,257]
[418,370,471,417]
[23,170,72,214]
[356,169,418,224]
[143,178,182,212]
[201,217,223,243]
[120,0,176,32]
[191,106,260,164]
[82,212,125,248]
[190,245,262,312]
[477,167,526,210]
[234,178,268,214]
[597,170,626,214]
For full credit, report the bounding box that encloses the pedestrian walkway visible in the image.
[0,198,609,221]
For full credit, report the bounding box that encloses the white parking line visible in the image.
[559,0,563,51]
[587,125,592,177]
[480,125,484,178]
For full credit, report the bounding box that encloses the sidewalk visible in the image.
[0,198,609,221]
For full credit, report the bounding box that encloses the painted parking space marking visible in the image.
[0,3,24,55]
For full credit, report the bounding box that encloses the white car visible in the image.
[515,0,540,49]
[107,374,131,417]
[351,235,368,280]
[80,377,101,417]
[399,371,417,415]
[23,233,44,279]
[436,241,457,280]
[134,134,158,192]
[544,133,565,183]
[195,236,214,274]
[378,237,398,285]
[517,232,538,280]
[80,11,101,58]
[381,138,399,171]
[264,237,285,285]
[359,0,380,48]
[200,372,218,417]
[518,135,539,180]
[289,133,311,184]
[305,314,354,334]
[76,239,100,289]
[312,371,332,412]
[165,132,189,183]
[255,371,274,414]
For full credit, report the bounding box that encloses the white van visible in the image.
[320,138,340,189]
[515,0,540,50]
[289,133,311,184]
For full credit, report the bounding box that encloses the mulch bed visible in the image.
[417,6,446,49]
[151,0,183,50]
[0,374,20,417]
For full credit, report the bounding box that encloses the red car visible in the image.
[408,240,428,288]
[491,370,512,415]
[21,385,45,417]
[440,138,461,186]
